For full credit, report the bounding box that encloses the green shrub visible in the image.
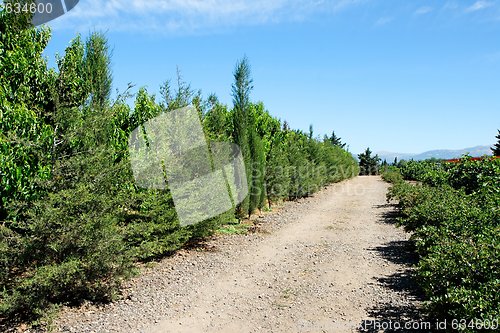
[1,171,134,318]
[381,166,403,184]
[388,157,499,328]
[448,157,500,194]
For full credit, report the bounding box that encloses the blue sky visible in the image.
[39,0,500,154]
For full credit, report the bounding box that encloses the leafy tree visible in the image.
[0,5,55,220]
[250,102,281,157]
[56,35,87,109]
[491,129,500,156]
[203,95,232,142]
[0,13,132,321]
[358,147,381,175]
[230,61,266,217]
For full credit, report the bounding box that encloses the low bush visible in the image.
[386,157,499,330]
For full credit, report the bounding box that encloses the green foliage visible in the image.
[248,128,266,212]
[217,222,250,235]
[231,57,252,218]
[203,96,232,142]
[387,157,500,328]
[398,159,448,184]
[246,103,266,213]
[0,8,55,220]
[264,137,290,207]
[160,68,200,112]
[324,130,346,149]
[0,14,358,324]
[250,101,281,156]
[55,35,87,109]
[447,156,500,195]
[83,32,112,111]
[358,147,381,175]
[285,130,314,198]
[1,166,134,317]
[381,166,404,184]
[491,130,500,156]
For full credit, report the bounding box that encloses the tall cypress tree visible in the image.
[231,57,253,219]
[84,32,112,111]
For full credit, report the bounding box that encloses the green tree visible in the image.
[203,95,232,142]
[282,120,290,131]
[231,57,253,218]
[491,129,500,156]
[0,11,133,321]
[248,116,266,214]
[250,102,281,158]
[264,136,290,207]
[160,68,198,112]
[84,32,112,111]
[250,103,283,208]
[56,35,87,109]
[0,5,55,220]
[325,130,346,149]
[52,31,117,163]
[358,147,381,175]
[285,130,314,198]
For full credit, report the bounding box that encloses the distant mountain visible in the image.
[377,145,492,162]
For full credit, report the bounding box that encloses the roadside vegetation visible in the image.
[383,156,499,331]
[0,7,358,325]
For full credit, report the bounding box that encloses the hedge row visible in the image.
[385,158,499,331]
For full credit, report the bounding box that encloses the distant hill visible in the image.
[377,145,492,162]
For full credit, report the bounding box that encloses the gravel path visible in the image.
[54,176,422,333]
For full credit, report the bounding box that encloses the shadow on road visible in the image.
[373,203,400,225]
[357,204,426,333]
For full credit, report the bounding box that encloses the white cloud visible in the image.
[414,6,433,15]
[49,0,366,33]
[465,1,494,12]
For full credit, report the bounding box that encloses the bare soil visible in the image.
[54,176,423,333]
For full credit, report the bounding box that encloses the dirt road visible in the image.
[55,176,422,333]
